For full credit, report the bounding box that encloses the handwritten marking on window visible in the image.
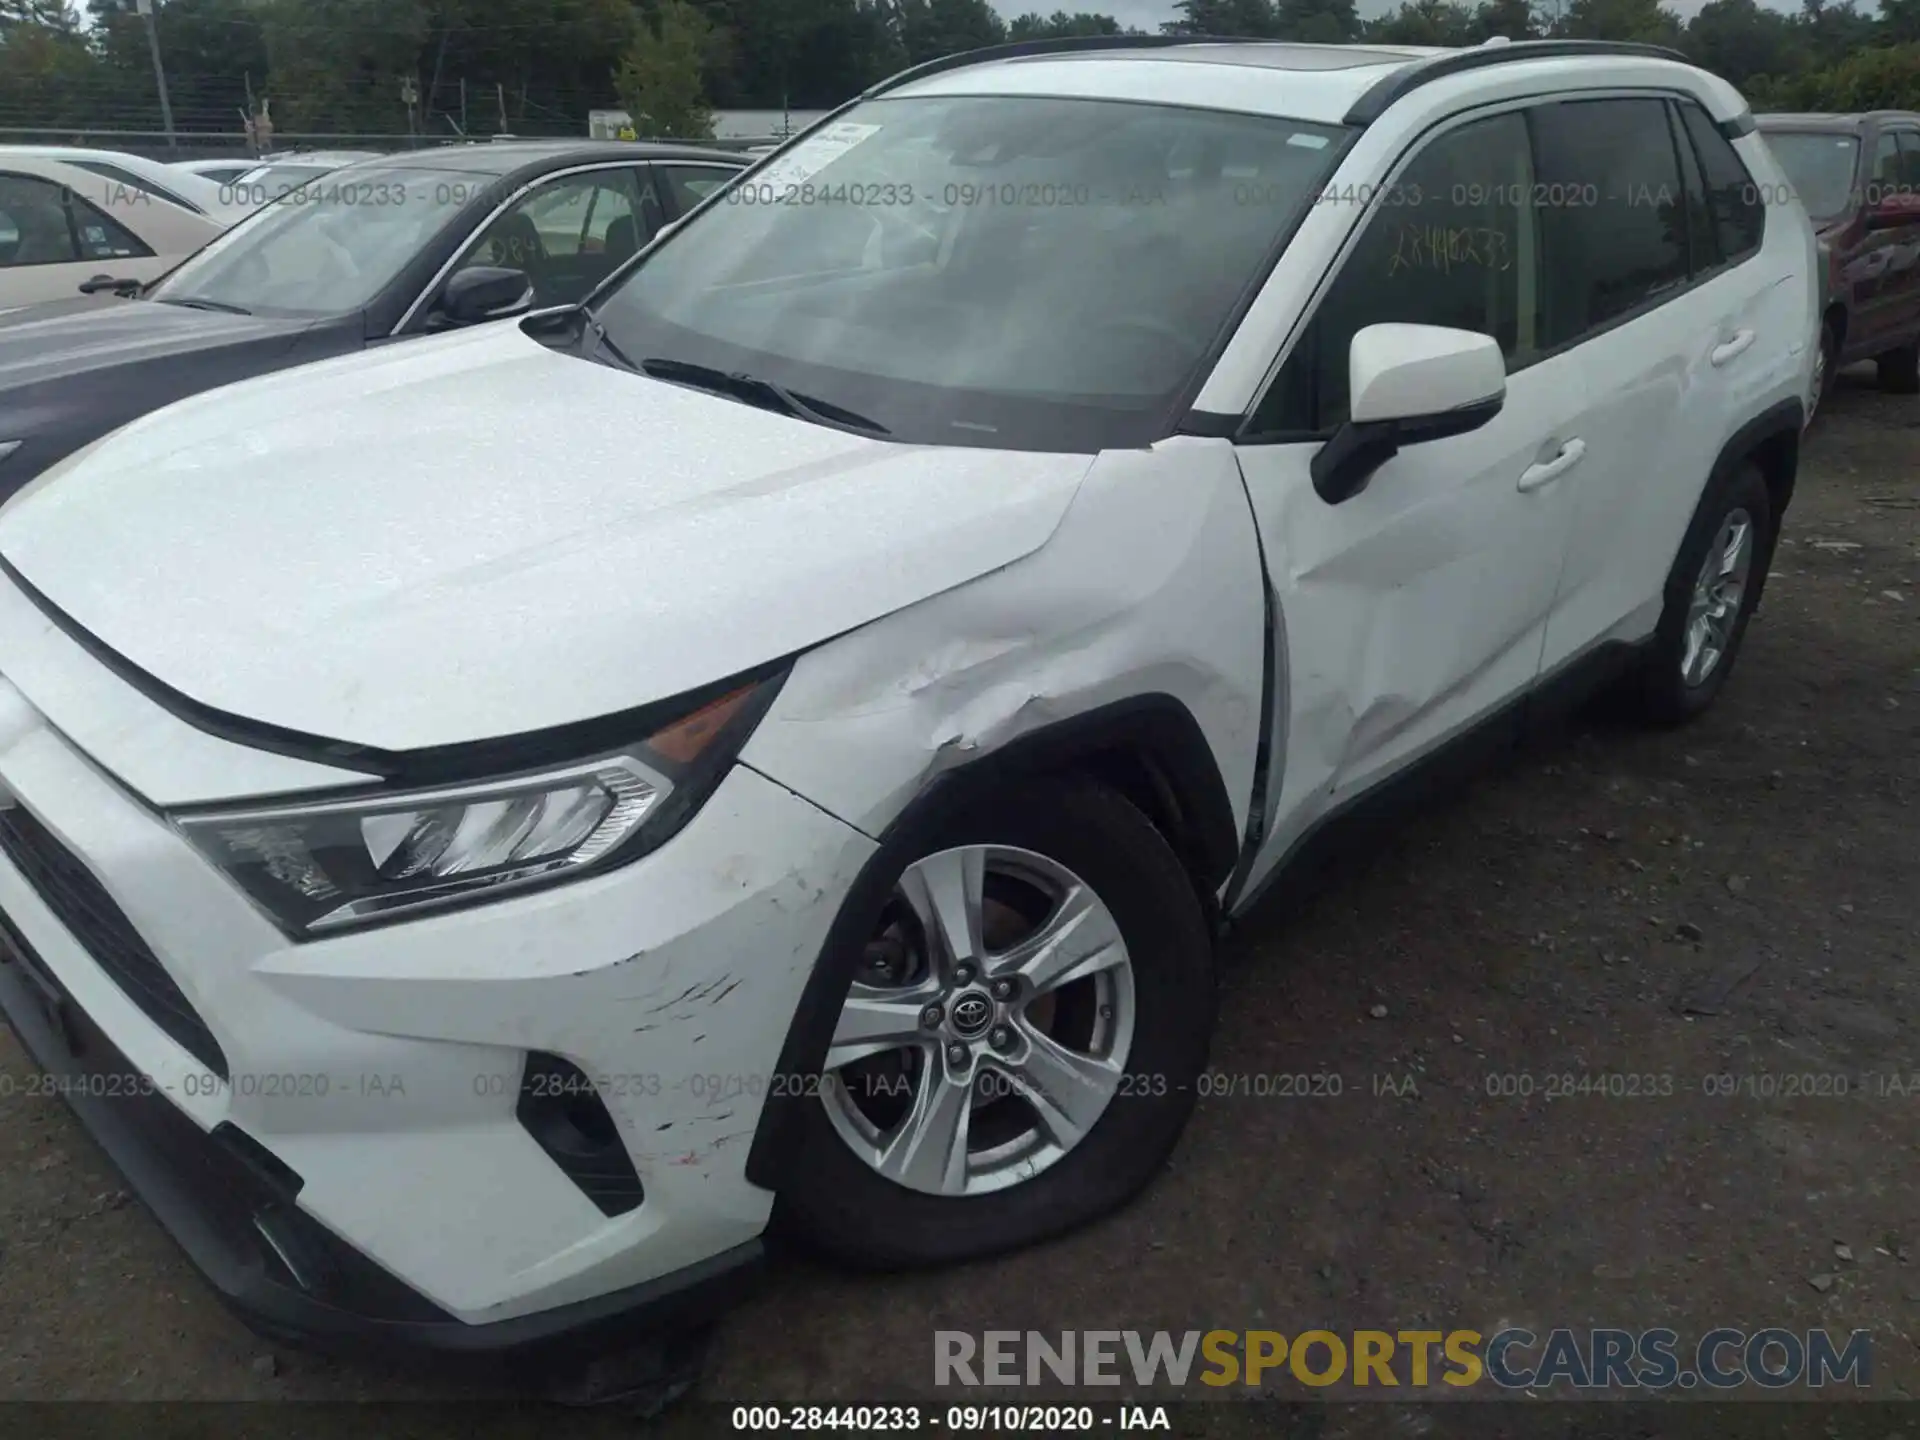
[1386,225,1513,276]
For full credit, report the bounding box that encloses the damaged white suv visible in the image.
[0,38,1813,1382]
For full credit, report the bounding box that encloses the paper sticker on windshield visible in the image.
[752,122,882,192]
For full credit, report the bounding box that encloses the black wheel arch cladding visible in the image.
[742,693,1236,1192]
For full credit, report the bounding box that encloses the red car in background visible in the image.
[1758,111,1920,420]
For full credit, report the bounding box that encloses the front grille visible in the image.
[0,805,229,1079]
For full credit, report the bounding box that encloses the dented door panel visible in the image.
[1230,353,1587,903]
[739,440,1269,853]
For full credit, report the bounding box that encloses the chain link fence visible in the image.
[0,128,779,162]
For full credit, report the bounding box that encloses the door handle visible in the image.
[1711,329,1756,366]
[1518,437,1586,493]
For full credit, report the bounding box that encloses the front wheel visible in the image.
[776,779,1214,1269]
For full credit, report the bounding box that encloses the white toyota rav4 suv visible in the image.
[0,37,1815,1392]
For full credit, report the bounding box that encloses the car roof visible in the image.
[246,151,387,166]
[0,152,150,188]
[0,145,183,171]
[1756,111,1919,133]
[341,140,746,179]
[883,37,1723,130]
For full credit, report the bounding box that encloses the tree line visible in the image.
[2,0,1919,143]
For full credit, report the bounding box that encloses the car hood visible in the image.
[0,298,310,389]
[0,322,1094,755]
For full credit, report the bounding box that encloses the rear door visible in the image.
[0,170,167,311]
[1847,126,1910,352]
[1883,127,1920,348]
[1536,96,1794,676]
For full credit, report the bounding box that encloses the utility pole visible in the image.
[401,75,420,148]
[135,0,178,159]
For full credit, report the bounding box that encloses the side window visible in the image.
[68,192,153,261]
[71,161,205,216]
[1669,103,1719,274]
[458,170,641,289]
[658,164,737,216]
[1867,131,1903,205]
[456,170,658,306]
[1533,98,1688,350]
[1249,111,1539,435]
[1676,102,1764,266]
[515,174,625,259]
[1899,132,1920,190]
[0,173,80,267]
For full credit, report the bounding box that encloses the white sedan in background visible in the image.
[0,146,251,226]
[0,153,225,312]
[170,157,262,187]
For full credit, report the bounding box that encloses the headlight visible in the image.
[173,673,780,936]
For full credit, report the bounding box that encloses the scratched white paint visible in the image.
[0,321,1093,750]
[0,44,1816,1339]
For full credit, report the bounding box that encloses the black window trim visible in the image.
[69,159,207,216]
[1234,86,1761,447]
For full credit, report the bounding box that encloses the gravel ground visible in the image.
[1,368,1915,1422]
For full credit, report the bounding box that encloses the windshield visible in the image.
[1761,131,1860,222]
[147,165,488,316]
[592,96,1349,450]
[239,162,346,198]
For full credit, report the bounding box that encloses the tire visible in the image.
[1876,338,1920,394]
[1808,319,1838,424]
[776,778,1214,1269]
[1631,461,1773,726]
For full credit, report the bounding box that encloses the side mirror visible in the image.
[1865,190,1920,230]
[437,266,534,326]
[1310,323,1506,505]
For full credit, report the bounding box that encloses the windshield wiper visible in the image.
[154,297,253,315]
[580,311,640,373]
[638,356,890,437]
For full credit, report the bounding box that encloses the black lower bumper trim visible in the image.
[0,914,764,1368]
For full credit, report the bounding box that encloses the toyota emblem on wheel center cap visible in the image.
[949,992,993,1039]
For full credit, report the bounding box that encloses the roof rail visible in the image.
[861,33,1272,100]
[1343,40,1691,125]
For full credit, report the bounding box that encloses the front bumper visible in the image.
[0,658,875,1355]
[0,914,763,1362]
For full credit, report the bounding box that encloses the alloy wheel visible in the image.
[821,844,1135,1197]
[1681,507,1754,687]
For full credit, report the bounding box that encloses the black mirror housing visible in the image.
[438,266,535,326]
[1310,396,1504,506]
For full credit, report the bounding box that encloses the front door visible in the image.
[1231,106,1585,891]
